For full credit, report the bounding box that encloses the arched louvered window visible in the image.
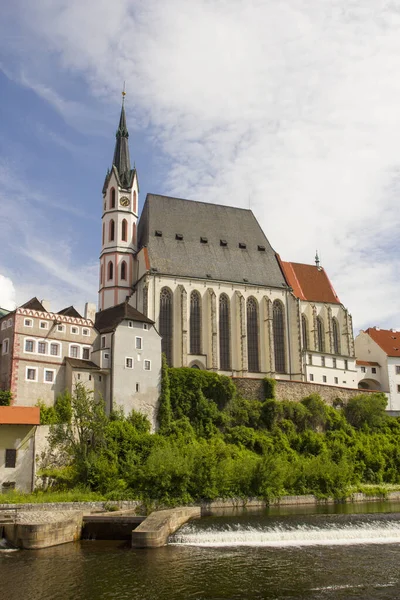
[273,300,286,373]
[247,297,260,372]
[120,261,127,281]
[133,190,137,213]
[190,291,202,354]
[109,219,115,242]
[102,223,105,245]
[121,219,127,242]
[110,188,116,209]
[219,294,231,371]
[332,318,340,354]
[160,287,173,366]
[301,315,309,350]
[107,261,113,281]
[316,316,325,352]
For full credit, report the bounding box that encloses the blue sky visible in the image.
[1,0,400,332]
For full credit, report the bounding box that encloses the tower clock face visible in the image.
[120,196,130,207]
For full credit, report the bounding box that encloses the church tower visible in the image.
[99,94,139,311]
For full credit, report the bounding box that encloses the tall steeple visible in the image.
[112,98,132,186]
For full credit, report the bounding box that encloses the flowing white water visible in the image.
[170,521,400,548]
[0,538,17,552]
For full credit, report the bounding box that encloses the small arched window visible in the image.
[273,300,286,373]
[301,315,309,350]
[247,297,260,372]
[121,261,127,281]
[316,316,325,352]
[108,261,113,281]
[160,287,173,366]
[132,222,137,245]
[190,291,202,354]
[121,219,127,242]
[332,318,341,354]
[102,223,105,245]
[109,219,115,242]
[219,294,231,371]
[100,265,103,285]
[110,188,116,209]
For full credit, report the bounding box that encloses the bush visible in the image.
[0,390,12,406]
[263,377,276,400]
[344,393,388,430]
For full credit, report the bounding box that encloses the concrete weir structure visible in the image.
[131,507,201,548]
[3,510,83,549]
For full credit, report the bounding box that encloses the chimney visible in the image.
[84,302,96,322]
[41,299,51,312]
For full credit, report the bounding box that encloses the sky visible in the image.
[0,0,400,333]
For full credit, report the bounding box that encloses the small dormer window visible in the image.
[220,239,227,247]
[200,237,208,244]
[257,245,266,251]
[239,242,247,249]
[155,230,162,237]
[175,233,183,241]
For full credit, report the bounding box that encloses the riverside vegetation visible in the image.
[2,359,400,505]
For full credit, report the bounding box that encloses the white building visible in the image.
[355,327,400,411]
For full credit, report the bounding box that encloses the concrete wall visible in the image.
[0,424,36,492]
[233,377,371,405]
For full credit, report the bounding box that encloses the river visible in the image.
[2,501,400,599]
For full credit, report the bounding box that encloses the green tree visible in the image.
[158,354,172,431]
[344,393,388,430]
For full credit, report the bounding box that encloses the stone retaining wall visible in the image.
[233,378,369,404]
[3,510,83,549]
[0,501,140,513]
[131,507,201,548]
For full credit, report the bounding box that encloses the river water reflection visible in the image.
[2,501,400,600]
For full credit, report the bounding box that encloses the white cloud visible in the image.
[2,0,400,329]
[0,275,16,311]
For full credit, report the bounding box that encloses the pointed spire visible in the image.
[112,86,132,186]
[315,250,321,269]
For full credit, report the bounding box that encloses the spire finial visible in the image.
[315,250,320,269]
[122,81,126,104]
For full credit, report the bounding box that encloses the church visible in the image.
[99,100,356,386]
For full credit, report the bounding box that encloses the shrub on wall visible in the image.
[263,377,276,400]
[0,390,12,406]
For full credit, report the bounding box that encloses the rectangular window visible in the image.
[77,373,81,380]
[25,339,34,352]
[361,366,366,373]
[309,374,314,382]
[397,385,400,393]
[57,324,65,332]
[396,366,400,375]
[136,383,140,392]
[71,326,79,334]
[89,374,92,381]
[70,346,79,358]
[82,348,90,360]
[126,357,133,369]
[128,321,133,328]
[323,375,327,383]
[99,375,102,382]
[321,356,325,367]
[82,328,90,336]
[26,368,37,381]
[144,360,151,371]
[101,336,106,348]
[38,342,46,354]
[24,319,33,327]
[143,323,148,330]
[2,339,9,354]
[334,377,338,384]
[44,370,54,383]
[135,337,142,350]
[344,360,348,370]
[50,343,59,356]
[332,358,337,368]
[5,449,17,468]
[308,354,312,365]
[40,321,48,330]
[372,367,377,374]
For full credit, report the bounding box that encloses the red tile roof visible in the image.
[356,360,380,367]
[280,261,341,304]
[0,406,40,425]
[365,328,400,358]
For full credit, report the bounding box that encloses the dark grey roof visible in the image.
[64,358,100,370]
[95,301,153,333]
[58,306,82,318]
[20,297,47,312]
[137,194,287,288]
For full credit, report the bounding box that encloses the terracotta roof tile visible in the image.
[356,360,380,367]
[280,261,341,304]
[365,328,400,358]
[0,406,40,425]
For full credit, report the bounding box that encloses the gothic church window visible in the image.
[332,318,340,354]
[316,316,325,352]
[219,294,231,371]
[160,287,173,366]
[121,261,127,281]
[122,219,127,242]
[132,223,137,245]
[190,291,202,354]
[301,315,309,350]
[109,220,115,242]
[110,188,116,209]
[108,261,113,281]
[247,297,260,372]
[273,300,286,373]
